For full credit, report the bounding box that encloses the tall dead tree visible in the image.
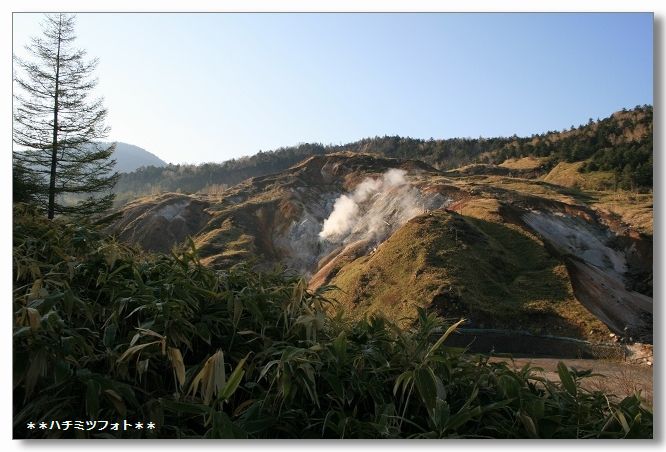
[13,13,118,218]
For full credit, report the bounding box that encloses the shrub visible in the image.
[13,206,652,438]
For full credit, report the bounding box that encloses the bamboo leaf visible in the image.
[104,389,126,417]
[136,327,165,340]
[615,410,630,434]
[519,411,539,438]
[167,347,186,388]
[393,370,413,397]
[557,362,577,397]
[28,279,43,301]
[116,340,160,364]
[103,324,117,348]
[189,349,226,405]
[424,318,465,360]
[414,367,439,415]
[26,307,41,331]
[160,398,211,416]
[219,355,247,401]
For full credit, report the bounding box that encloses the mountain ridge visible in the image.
[111,105,652,205]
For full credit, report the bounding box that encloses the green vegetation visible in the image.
[488,105,653,191]
[328,209,609,340]
[13,206,651,438]
[113,143,330,204]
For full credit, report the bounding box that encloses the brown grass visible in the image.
[585,366,653,406]
[591,192,653,235]
[499,156,546,170]
[542,161,615,191]
[492,357,653,406]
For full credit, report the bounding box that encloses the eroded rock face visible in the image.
[271,191,340,274]
[109,194,211,252]
[110,153,443,270]
[522,211,627,277]
[521,209,652,342]
[565,258,652,342]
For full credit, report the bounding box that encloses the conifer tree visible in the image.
[13,13,117,218]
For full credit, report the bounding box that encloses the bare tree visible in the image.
[13,13,118,219]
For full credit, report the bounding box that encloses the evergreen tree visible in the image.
[13,13,117,219]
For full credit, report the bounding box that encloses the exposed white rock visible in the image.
[154,200,190,221]
[522,210,627,276]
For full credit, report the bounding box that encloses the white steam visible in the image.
[275,169,450,275]
[319,169,436,245]
[318,195,360,240]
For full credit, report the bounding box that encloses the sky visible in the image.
[12,12,653,165]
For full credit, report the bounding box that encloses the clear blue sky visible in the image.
[12,12,653,165]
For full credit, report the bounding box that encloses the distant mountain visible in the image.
[105,142,166,173]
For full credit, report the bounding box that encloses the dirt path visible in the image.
[490,357,653,405]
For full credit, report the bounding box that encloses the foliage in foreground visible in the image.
[13,206,652,439]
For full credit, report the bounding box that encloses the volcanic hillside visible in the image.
[107,148,653,345]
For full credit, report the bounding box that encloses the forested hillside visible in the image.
[113,105,652,204]
[112,138,515,203]
[483,105,653,190]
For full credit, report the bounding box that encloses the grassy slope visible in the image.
[499,156,547,170]
[543,161,616,191]
[588,192,653,236]
[327,206,610,340]
[194,217,257,266]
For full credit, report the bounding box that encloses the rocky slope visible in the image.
[106,152,653,344]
